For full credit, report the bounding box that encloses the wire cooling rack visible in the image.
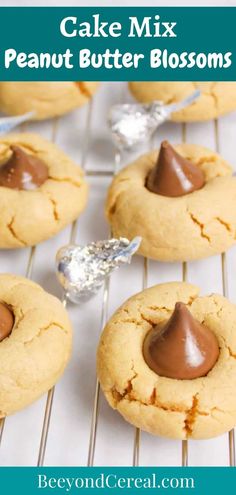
[0,82,235,467]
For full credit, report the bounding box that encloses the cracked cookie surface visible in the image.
[97,282,236,440]
[0,274,72,417]
[0,82,99,120]
[129,82,236,122]
[0,133,88,248]
[105,143,236,261]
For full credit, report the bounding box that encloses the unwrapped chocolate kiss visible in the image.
[0,145,48,190]
[146,140,205,197]
[143,302,219,380]
[0,302,14,342]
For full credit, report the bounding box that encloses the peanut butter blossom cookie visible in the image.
[0,274,72,417]
[106,141,236,261]
[129,82,236,122]
[0,133,88,248]
[0,82,99,120]
[97,282,236,440]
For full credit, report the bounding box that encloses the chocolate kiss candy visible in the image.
[143,302,219,380]
[0,145,48,190]
[0,302,14,342]
[146,140,205,197]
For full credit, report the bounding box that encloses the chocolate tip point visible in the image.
[161,140,170,148]
[174,301,191,318]
[175,301,185,310]
[10,145,22,154]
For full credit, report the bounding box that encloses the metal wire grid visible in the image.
[86,119,236,469]
[0,102,93,465]
[85,125,192,468]
[214,119,235,467]
[0,93,235,468]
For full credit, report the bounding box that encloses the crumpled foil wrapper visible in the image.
[108,89,201,151]
[56,236,142,303]
[0,111,35,135]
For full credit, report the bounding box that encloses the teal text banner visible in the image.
[0,7,235,81]
[0,466,236,494]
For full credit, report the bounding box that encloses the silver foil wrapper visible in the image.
[56,236,141,303]
[0,111,35,135]
[108,89,201,151]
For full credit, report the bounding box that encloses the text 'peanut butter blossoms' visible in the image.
[106,141,236,261]
[97,282,236,439]
[0,133,88,248]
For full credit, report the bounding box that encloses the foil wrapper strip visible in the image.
[108,89,201,151]
[56,236,142,303]
[0,111,35,135]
